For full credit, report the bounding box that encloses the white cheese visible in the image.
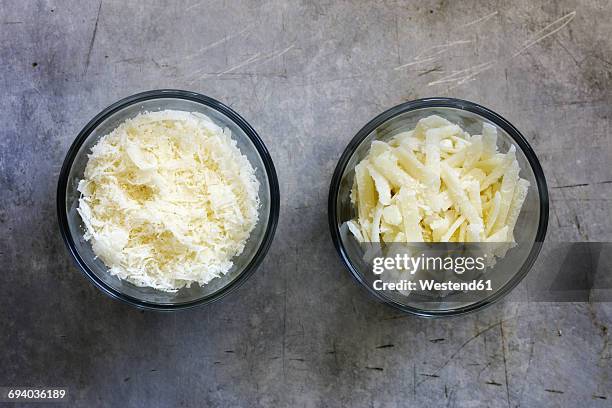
[397,188,423,242]
[382,205,402,226]
[347,115,530,254]
[440,214,466,242]
[372,150,415,188]
[77,110,259,292]
[367,164,392,205]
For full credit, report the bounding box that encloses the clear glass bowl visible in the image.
[57,90,280,310]
[328,98,549,317]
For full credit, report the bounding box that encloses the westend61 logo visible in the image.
[371,253,493,293]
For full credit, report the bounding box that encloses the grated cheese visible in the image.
[77,110,259,292]
[347,115,529,249]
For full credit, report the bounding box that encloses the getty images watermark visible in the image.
[354,241,611,302]
[371,252,493,292]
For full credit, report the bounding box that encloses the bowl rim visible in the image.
[328,97,549,317]
[57,89,280,311]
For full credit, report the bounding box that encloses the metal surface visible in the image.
[1,1,610,406]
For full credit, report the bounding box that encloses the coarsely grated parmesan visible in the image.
[348,115,529,247]
[77,110,260,292]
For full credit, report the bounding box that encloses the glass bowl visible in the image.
[57,90,280,310]
[328,98,549,317]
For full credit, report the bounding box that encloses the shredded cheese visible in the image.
[77,110,260,292]
[348,115,529,249]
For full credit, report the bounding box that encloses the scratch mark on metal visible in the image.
[218,53,262,75]
[394,40,472,71]
[365,366,384,371]
[500,322,511,408]
[420,373,440,378]
[552,180,612,189]
[513,11,576,57]
[461,11,498,28]
[184,26,252,61]
[418,66,444,77]
[190,44,295,82]
[281,247,289,379]
[412,363,416,395]
[417,315,523,387]
[394,13,401,66]
[185,1,205,11]
[427,11,576,88]
[84,0,102,75]
[394,57,437,70]
[256,44,296,67]
[427,61,496,86]
[375,344,395,349]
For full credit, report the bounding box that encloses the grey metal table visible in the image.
[1,1,610,406]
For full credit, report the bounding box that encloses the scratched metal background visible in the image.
[1,0,611,407]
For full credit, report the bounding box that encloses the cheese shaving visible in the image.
[348,115,529,248]
[77,110,260,292]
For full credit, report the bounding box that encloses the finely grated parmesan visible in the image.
[77,110,260,292]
